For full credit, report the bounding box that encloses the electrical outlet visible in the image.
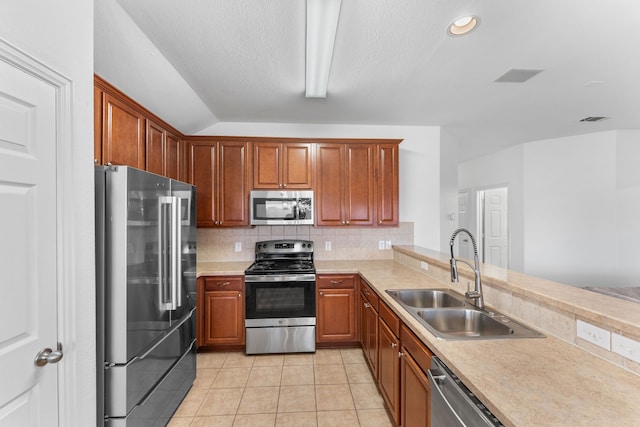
[325,241,332,251]
[420,261,429,271]
[576,320,610,350]
[234,242,242,252]
[378,240,385,250]
[612,333,640,364]
[385,240,392,249]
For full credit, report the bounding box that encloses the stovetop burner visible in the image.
[245,239,315,276]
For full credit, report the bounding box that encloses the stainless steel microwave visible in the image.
[250,190,314,225]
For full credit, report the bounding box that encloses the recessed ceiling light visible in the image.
[448,15,479,36]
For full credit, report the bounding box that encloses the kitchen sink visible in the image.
[386,289,466,308]
[417,308,513,338]
[385,288,544,340]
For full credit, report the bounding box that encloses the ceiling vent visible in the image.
[579,116,609,122]
[494,69,543,83]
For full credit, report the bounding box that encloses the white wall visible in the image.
[439,130,460,253]
[523,131,618,286]
[459,144,525,271]
[198,122,442,249]
[460,130,640,288]
[1,0,95,424]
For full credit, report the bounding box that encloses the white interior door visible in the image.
[0,50,60,424]
[482,187,509,268]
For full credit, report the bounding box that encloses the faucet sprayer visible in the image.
[449,228,484,309]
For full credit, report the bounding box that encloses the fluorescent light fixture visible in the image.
[305,0,342,98]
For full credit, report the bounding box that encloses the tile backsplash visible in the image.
[197,222,414,262]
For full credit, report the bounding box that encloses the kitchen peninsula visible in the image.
[198,246,640,427]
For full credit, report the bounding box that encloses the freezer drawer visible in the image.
[106,339,196,427]
[105,310,194,417]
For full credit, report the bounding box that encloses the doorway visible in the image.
[477,187,509,268]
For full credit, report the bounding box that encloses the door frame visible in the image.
[0,38,88,425]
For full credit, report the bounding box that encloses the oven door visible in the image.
[245,279,316,321]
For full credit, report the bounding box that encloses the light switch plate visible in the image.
[234,242,242,252]
[385,240,392,249]
[576,319,610,350]
[378,240,385,250]
[325,241,332,251]
[420,261,429,271]
[612,333,640,364]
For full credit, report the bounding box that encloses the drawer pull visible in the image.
[330,280,343,285]
[218,281,230,286]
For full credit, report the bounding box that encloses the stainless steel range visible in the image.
[244,240,316,354]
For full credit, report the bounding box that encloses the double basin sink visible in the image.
[386,288,544,340]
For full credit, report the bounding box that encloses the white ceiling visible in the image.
[95,0,640,161]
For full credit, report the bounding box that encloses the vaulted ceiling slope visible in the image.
[95,0,640,161]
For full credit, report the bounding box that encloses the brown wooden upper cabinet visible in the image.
[316,143,375,226]
[188,139,251,227]
[253,142,312,189]
[146,119,184,181]
[101,93,146,169]
[376,143,400,226]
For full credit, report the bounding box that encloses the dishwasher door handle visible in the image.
[427,369,466,427]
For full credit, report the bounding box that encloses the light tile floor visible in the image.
[169,348,395,427]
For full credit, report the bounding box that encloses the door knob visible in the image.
[34,345,63,367]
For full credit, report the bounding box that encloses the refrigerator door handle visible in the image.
[159,196,179,310]
[172,196,182,309]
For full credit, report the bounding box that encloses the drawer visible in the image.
[379,300,400,337]
[317,274,356,289]
[203,276,244,292]
[400,324,433,375]
[360,279,379,311]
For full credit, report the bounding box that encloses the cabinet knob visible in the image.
[379,220,383,224]
[320,291,324,296]
[238,293,242,298]
[391,342,397,348]
[363,302,370,308]
[283,183,287,188]
[398,351,404,358]
[346,220,349,225]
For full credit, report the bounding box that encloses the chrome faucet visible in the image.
[449,228,484,309]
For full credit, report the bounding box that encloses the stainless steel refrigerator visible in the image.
[95,166,197,426]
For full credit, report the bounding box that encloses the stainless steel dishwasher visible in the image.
[428,357,504,427]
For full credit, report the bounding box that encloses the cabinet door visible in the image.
[345,144,374,225]
[361,293,378,378]
[218,141,250,226]
[102,93,145,168]
[203,290,245,345]
[253,142,281,189]
[376,143,399,226]
[317,288,356,342]
[379,319,401,425]
[146,119,165,175]
[94,86,103,164]
[190,142,217,227]
[165,133,180,180]
[316,143,345,225]
[401,349,430,427]
[282,143,312,189]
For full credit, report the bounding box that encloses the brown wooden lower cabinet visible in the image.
[316,274,358,344]
[360,279,379,377]
[197,276,245,349]
[378,314,401,425]
[400,324,433,427]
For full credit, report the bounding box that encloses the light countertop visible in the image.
[197,257,640,426]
